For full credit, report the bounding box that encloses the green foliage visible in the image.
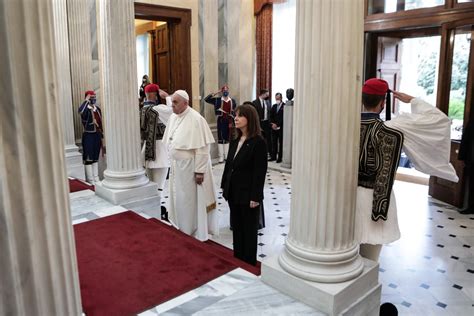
[417,34,469,96]
[417,52,437,95]
[448,98,464,120]
[451,37,469,92]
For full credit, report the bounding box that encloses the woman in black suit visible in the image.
[221,104,268,265]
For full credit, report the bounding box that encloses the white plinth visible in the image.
[122,195,162,218]
[261,255,381,316]
[95,181,158,205]
[65,150,85,180]
[281,102,293,169]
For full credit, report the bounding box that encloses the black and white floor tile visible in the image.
[70,164,474,315]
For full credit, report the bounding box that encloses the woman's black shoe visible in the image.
[161,206,169,221]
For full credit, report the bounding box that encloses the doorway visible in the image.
[374,32,442,184]
[366,21,474,207]
[429,21,474,207]
[134,3,192,101]
[135,19,171,105]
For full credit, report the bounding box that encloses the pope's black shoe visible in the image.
[161,206,169,221]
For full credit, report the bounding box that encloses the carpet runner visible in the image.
[148,218,261,276]
[74,211,238,316]
[69,178,94,193]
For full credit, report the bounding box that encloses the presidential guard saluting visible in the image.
[140,83,173,219]
[356,78,458,262]
[204,85,237,163]
[79,90,103,184]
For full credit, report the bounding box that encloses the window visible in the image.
[272,0,296,104]
[368,0,444,14]
[136,34,150,92]
[448,28,471,140]
[399,36,441,113]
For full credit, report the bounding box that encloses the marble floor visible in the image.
[70,163,474,315]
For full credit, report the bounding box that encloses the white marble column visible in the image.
[199,0,219,160]
[238,0,255,103]
[226,0,241,102]
[227,0,255,103]
[262,1,381,315]
[281,99,293,169]
[200,0,218,122]
[53,0,85,180]
[0,0,82,315]
[67,0,94,144]
[95,0,157,205]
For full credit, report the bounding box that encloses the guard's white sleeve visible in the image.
[154,96,173,125]
[386,98,458,182]
[194,144,210,174]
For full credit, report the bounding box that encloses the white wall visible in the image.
[272,0,296,104]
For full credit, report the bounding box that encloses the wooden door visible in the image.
[377,37,403,116]
[153,23,171,93]
[135,3,193,102]
[429,21,474,207]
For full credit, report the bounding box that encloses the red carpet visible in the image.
[69,178,94,192]
[148,218,261,276]
[205,240,261,276]
[74,211,238,316]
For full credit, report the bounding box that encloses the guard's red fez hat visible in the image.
[362,78,389,95]
[145,83,160,94]
[84,90,96,98]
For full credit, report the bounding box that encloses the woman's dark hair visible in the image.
[275,92,282,99]
[234,104,261,139]
[362,92,385,109]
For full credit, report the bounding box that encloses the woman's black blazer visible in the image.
[221,135,268,205]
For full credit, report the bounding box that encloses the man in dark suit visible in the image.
[459,119,474,214]
[270,92,284,162]
[252,89,272,159]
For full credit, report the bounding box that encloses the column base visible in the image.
[279,239,364,283]
[262,255,381,316]
[95,181,158,205]
[280,162,292,169]
[101,169,149,190]
[65,146,85,179]
[209,126,219,162]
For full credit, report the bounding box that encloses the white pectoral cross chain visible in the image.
[168,113,188,141]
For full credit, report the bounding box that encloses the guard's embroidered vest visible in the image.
[221,100,231,119]
[140,103,166,161]
[359,118,404,221]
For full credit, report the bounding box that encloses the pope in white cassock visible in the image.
[161,89,219,241]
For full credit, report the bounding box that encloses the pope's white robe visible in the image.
[162,106,218,241]
[356,98,458,245]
